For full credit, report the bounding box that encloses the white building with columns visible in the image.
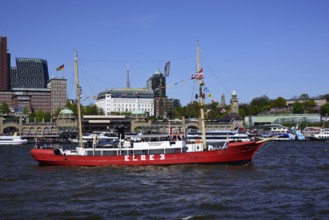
[95,88,154,116]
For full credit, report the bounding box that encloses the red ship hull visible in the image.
[31,141,263,166]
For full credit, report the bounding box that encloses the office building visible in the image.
[96,88,154,116]
[11,88,51,113]
[47,77,68,115]
[146,69,167,118]
[11,58,49,89]
[0,36,10,91]
[146,69,166,97]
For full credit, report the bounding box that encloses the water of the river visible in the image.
[0,141,328,219]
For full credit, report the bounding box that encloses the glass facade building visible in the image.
[146,69,167,118]
[11,58,49,89]
[146,69,166,97]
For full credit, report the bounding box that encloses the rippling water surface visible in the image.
[1,141,329,219]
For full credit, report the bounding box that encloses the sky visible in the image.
[1,0,328,106]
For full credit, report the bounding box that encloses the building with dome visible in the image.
[230,90,239,114]
[56,107,77,130]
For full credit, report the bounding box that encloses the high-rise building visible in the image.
[47,77,67,115]
[146,69,166,97]
[11,58,49,89]
[146,69,167,118]
[0,36,10,91]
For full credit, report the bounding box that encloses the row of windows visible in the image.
[107,104,152,108]
[107,108,152,112]
[52,100,66,103]
[109,99,153,104]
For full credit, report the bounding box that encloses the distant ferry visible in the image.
[186,130,251,143]
[0,134,28,145]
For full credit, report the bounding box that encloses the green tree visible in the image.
[0,103,10,114]
[304,100,316,113]
[22,107,29,115]
[299,93,310,100]
[262,105,272,112]
[185,101,200,118]
[29,110,51,122]
[250,95,270,107]
[293,102,304,114]
[271,97,287,108]
[250,95,271,114]
[173,106,187,118]
[44,112,51,122]
[238,108,246,118]
[205,102,222,119]
[65,100,78,115]
[54,107,63,117]
[84,104,99,115]
[239,104,253,117]
[320,103,329,116]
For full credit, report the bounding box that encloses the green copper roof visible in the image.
[59,108,74,115]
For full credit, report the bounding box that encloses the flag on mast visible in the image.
[191,68,203,79]
[164,61,170,76]
[195,68,203,79]
[56,65,64,71]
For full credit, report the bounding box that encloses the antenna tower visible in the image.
[126,65,130,88]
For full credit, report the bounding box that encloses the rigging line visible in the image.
[200,78,221,104]
[201,57,231,95]
[78,55,194,63]
[78,63,97,102]
[166,78,193,89]
[190,78,197,105]
[67,68,76,100]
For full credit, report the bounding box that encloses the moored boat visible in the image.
[31,44,267,166]
[0,133,28,145]
[31,140,263,166]
[309,129,329,141]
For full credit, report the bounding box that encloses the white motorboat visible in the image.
[0,134,28,145]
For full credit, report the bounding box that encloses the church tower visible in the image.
[220,93,226,107]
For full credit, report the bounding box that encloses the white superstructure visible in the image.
[0,134,28,145]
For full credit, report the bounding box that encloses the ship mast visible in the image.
[196,41,207,151]
[74,50,83,148]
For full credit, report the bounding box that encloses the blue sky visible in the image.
[1,0,328,106]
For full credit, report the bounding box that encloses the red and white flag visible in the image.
[191,68,203,79]
[195,68,203,79]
